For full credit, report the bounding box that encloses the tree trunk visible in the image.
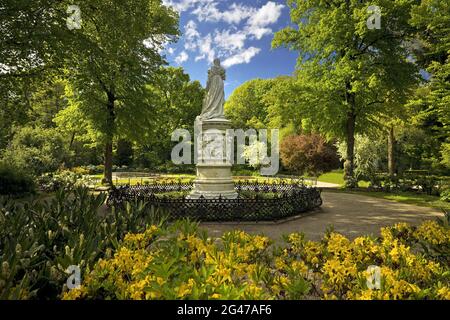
[344,111,357,188]
[388,126,396,177]
[103,140,113,186]
[344,85,357,188]
[102,93,116,186]
[69,132,76,150]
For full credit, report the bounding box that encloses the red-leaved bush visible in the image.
[280,134,340,176]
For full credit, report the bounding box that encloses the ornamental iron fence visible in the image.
[107,180,322,222]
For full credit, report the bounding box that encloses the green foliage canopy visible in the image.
[273,0,419,186]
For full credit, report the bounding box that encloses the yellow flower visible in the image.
[145,291,162,299]
[177,279,195,298]
[437,286,450,300]
[277,275,291,288]
[414,221,450,245]
[62,287,85,300]
[156,277,166,286]
[274,257,287,270]
[353,289,375,300]
[322,259,357,291]
[387,240,411,264]
[244,283,263,298]
[291,260,309,275]
[253,236,270,250]
[389,280,420,300]
[326,233,351,258]
[311,257,320,265]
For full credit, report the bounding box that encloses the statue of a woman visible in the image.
[200,59,226,120]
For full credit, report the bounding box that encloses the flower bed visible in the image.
[2,187,448,300]
[64,218,450,300]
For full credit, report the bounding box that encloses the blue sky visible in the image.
[162,0,298,97]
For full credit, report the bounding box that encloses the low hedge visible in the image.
[367,174,450,196]
[0,163,35,196]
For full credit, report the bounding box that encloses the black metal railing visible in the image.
[107,180,322,222]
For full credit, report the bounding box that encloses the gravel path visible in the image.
[201,192,444,242]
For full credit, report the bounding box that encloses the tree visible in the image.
[142,67,204,164]
[0,0,75,79]
[263,76,305,137]
[410,0,450,170]
[61,0,179,185]
[0,78,35,149]
[280,134,340,177]
[404,85,448,173]
[273,0,418,187]
[28,79,68,128]
[0,1,79,151]
[57,66,204,170]
[115,140,134,167]
[225,79,277,129]
[396,125,441,171]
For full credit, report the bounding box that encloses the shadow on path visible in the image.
[201,192,444,242]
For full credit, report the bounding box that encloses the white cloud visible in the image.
[222,47,261,68]
[163,0,213,13]
[193,2,255,24]
[214,29,246,53]
[198,34,216,63]
[184,20,201,51]
[183,23,216,63]
[167,1,284,68]
[195,54,206,62]
[246,1,284,39]
[175,51,189,64]
[222,3,256,24]
[185,20,200,40]
[246,27,272,40]
[167,47,175,55]
[248,1,284,28]
[192,3,221,22]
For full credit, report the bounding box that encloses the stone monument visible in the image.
[189,59,238,199]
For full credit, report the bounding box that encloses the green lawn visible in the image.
[88,170,359,187]
[88,174,300,187]
[316,170,344,185]
[314,170,369,187]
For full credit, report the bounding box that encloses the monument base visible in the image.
[189,118,238,199]
[188,163,238,199]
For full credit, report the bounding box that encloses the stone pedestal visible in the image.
[189,118,237,199]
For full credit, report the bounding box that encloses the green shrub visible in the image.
[155,162,195,174]
[336,134,386,182]
[36,170,94,192]
[1,127,69,176]
[70,167,90,175]
[83,165,104,175]
[0,163,35,196]
[0,187,167,299]
[441,189,450,202]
